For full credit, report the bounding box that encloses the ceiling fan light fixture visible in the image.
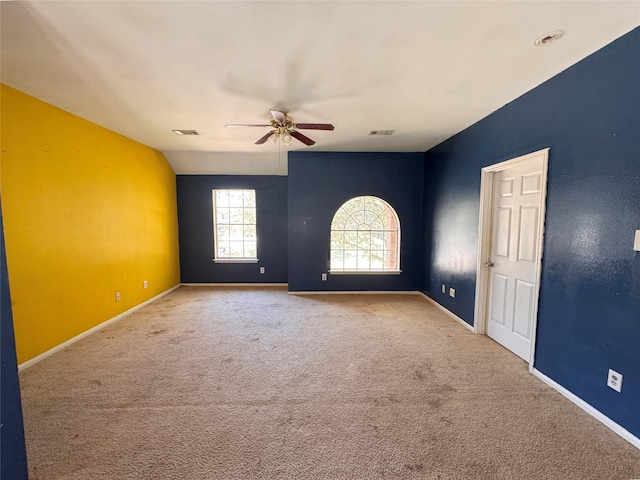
[228,110,333,146]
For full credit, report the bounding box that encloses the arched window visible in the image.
[330,196,400,273]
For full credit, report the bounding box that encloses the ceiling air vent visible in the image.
[368,130,395,136]
[534,30,564,46]
[172,129,199,135]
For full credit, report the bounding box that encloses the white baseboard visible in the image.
[418,294,639,450]
[417,292,474,332]
[288,291,418,295]
[181,283,288,287]
[18,285,180,372]
[532,368,640,450]
[416,293,639,450]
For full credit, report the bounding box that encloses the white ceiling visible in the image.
[2,1,639,174]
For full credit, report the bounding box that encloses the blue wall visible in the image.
[288,152,424,292]
[422,148,479,324]
[422,27,640,437]
[177,175,288,283]
[1,207,29,479]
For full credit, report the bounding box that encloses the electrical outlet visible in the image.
[441,284,446,293]
[321,273,327,281]
[143,280,148,289]
[115,292,121,301]
[259,266,265,274]
[449,287,455,298]
[607,369,623,393]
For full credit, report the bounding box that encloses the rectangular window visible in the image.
[212,189,257,262]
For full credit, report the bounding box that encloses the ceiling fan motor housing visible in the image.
[227,109,334,146]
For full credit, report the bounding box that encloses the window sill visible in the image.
[213,258,259,264]
[328,270,402,275]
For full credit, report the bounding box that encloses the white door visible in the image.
[485,155,546,361]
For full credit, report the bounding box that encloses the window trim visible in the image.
[328,269,402,275]
[212,189,258,263]
[328,195,401,274]
[213,258,259,264]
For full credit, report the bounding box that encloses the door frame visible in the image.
[473,148,549,371]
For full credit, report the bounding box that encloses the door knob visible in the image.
[484,261,494,267]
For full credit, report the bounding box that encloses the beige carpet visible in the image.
[19,286,640,479]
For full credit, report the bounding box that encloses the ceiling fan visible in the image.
[225,109,334,146]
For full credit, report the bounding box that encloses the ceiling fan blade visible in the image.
[255,131,274,145]
[270,109,286,125]
[291,130,316,146]
[225,124,270,128]
[295,123,335,131]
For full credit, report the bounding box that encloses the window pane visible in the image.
[357,254,370,270]
[331,231,344,249]
[370,252,384,269]
[216,190,230,207]
[330,250,344,270]
[344,250,357,269]
[366,196,384,214]
[370,214,384,231]
[352,210,366,226]
[217,225,229,241]
[244,225,256,240]
[371,231,384,249]
[229,191,244,207]
[229,208,243,224]
[229,225,243,240]
[245,242,257,258]
[243,190,256,207]
[344,230,358,249]
[384,210,398,230]
[217,241,230,257]
[217,208,229,224]
[331,209,349,229]
[383,231,398,250]
[229,241,244,257]
[243,208,256,224]
[345,215,359,231]
[364,210,378,226]
[385,250,398,269]
[357,231,371,250]
[344,200,358,215]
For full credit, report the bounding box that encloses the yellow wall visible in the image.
[0,84,181,364]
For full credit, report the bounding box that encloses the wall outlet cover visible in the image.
[634,230,640,251]
[441,284,446,293]
[449,287,455,298]
[607,369,623,393]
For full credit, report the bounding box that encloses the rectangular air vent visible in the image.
[172,129,199,135]
[368,130,395,136]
